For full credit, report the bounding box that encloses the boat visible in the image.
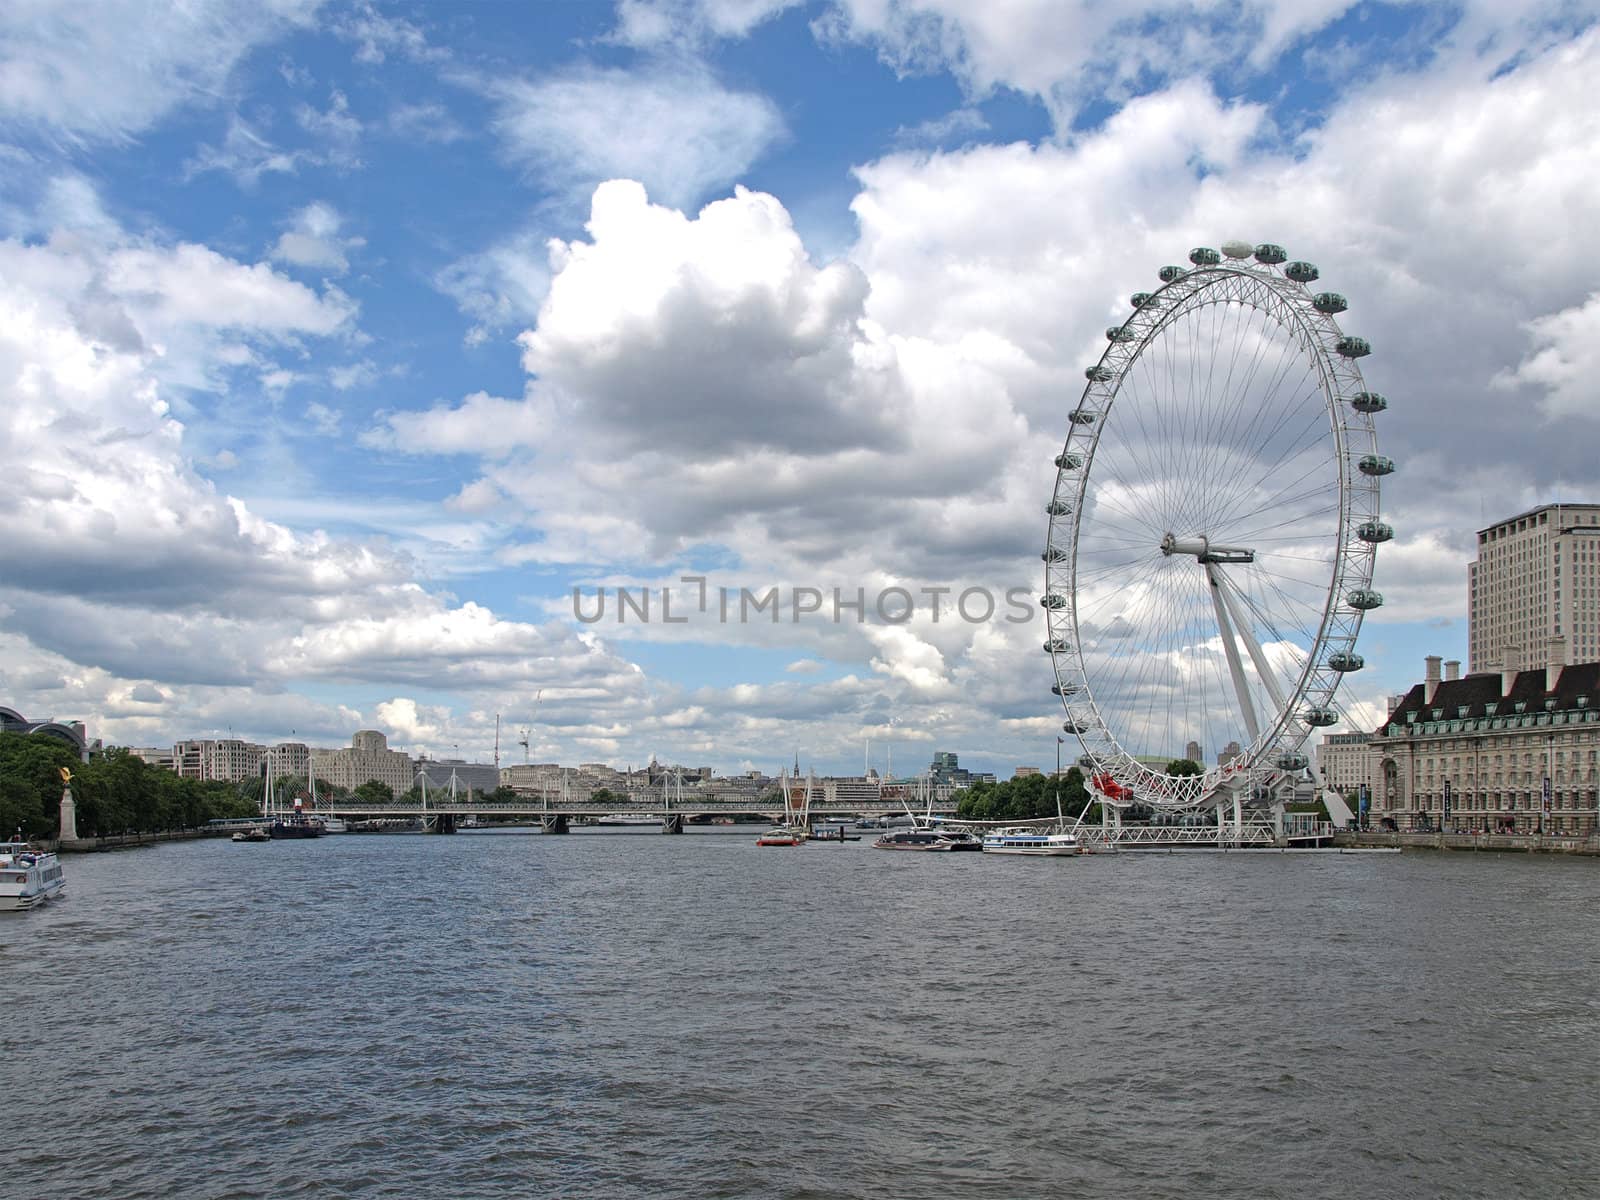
[1,835,66,910]
[596,813,660,826]
[808,824,861,842]
[872,828,979,851]
[268,815,325,839]
[981,827,1081,856]
[231,827,270,843]
[756,826,806,846]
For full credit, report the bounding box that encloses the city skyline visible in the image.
[3,3,1599,779]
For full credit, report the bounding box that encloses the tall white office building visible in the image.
[1469,503,1600,673]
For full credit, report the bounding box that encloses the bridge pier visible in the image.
[541,814,569,834]
[661,814,684,834]
[423,813,457,834]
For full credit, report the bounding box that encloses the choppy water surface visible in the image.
[6,831,1600,1199]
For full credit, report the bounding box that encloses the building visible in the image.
[174,738,263,782]
[1184,740,1203,765]
[1014,767,1041,778]
[312,730,415,795]
[927,751,996,788]
[1218,740,1242,767]
[1469,502,1600,673]
[1353,654,1600,834]
[1,707,92,760]
[1316,731,1373,803]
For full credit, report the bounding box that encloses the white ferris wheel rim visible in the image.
[1042,244,1387,810]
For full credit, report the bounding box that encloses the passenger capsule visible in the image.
[1346,589,1384,610]
[1357,521,1394,544]
[1042,547,1069,563]
[1041,593,1067,611]
[1076,753,1096,768]
[1106,325,1136,343]
[1189,247,1221,266]
[1328,652,1365,672]
[1302,708,1339,727]
[1254,243,1287,265]
[1085,365,1114,382]
[1276,752,1310,771]
[1358,454,1395,477]
[1054,452,1083,471]
[1043,638,1068,654]
[1285,261,1320,283]
[1051,683,1081,697]
[1046,499,1072,516]
[1158,265,1188,283]
[1337,336,1372,359]
[1130,292,1154,309]
[1221,240,1254,259]
[1350,391,1387,414]
[1069,410,1096,425]
[1312,292,1347,314]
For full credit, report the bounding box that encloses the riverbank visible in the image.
[51,828,232,853]
[1335,829,1600,855]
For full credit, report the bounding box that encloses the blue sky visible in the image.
[2,0,1599,778]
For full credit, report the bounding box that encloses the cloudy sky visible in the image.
[2,0,1597,778]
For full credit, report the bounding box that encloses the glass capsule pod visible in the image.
[1302,708,1339,727]
[1276,752,1310,771]
[1346,589,1384,610]
[1313,292,1347,314]
[1069,410,1096,425]
[1328,652,1365,672]
[1254,243,1287,264]
[1046,499,1072,516]
[1052,683,1081,697]
[1221,240,1254,259]
[1349,391,1387,414]
[1189,247,1221,266]
[1130,292,1153,308]
[1286,261,1320,283]
[1358,521,1394,543]
[1041,593,1067,610]
[1085,364,1114,382]
[1158,265,1187,282]
[1042,547,1069,563]
[1054,452,1083,470]
[1337,336,1372,358]
[1359,454,1395,477]
[1077,753,1096,768]
[1106,325,1136,343]
[1043,638,1068,654]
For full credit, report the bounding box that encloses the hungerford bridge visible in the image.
[299,794,1334,847]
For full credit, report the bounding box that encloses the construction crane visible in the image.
[519,689,542,765]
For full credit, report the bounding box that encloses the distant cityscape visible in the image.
[9,501,1600,837]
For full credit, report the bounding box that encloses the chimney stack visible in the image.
[1445,660,1460,682]
[1425,655,1443,704]
[1547,636,1567,692]
[1502,645,1521,698]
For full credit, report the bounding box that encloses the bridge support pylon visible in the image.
[541,814,569,834]
[661,814,684,834]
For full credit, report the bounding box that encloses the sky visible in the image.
[2,0,1599,779]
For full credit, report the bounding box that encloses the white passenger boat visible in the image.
[1,836,66,910]
[981,827,1081,856]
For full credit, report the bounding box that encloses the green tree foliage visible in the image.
[590,788,620,807]
[0,734,256,837]
[1165,758,1204,777]
[355,779,395,805]
[957,768,1089,823]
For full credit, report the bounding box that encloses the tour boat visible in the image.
[980,827,1081,856]
[231,827,270,843]
[268,816,326,839]
[872,828,980,851]
[756,827,805,846]
[596,813,660,826]
[0,837,66,910]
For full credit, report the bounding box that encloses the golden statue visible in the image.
[59,766,73,784]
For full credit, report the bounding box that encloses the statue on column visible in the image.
[58,766,78,842]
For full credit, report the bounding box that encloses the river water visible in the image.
[5,830,1599,1199]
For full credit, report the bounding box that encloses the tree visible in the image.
[1165,758,1204,777]
[355,780,395,805]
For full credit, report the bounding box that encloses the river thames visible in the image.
[5,830,1599,1199]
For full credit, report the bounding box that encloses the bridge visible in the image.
[308,797,935,834]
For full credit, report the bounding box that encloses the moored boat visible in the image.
[231,827,271,843]
[0,835,66,910]
[268,817,326,840]
[981,827,1081,856]
[756,826,805,846]
[873,828,979,851]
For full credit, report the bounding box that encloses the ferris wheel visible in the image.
[1042,240,1392,812]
